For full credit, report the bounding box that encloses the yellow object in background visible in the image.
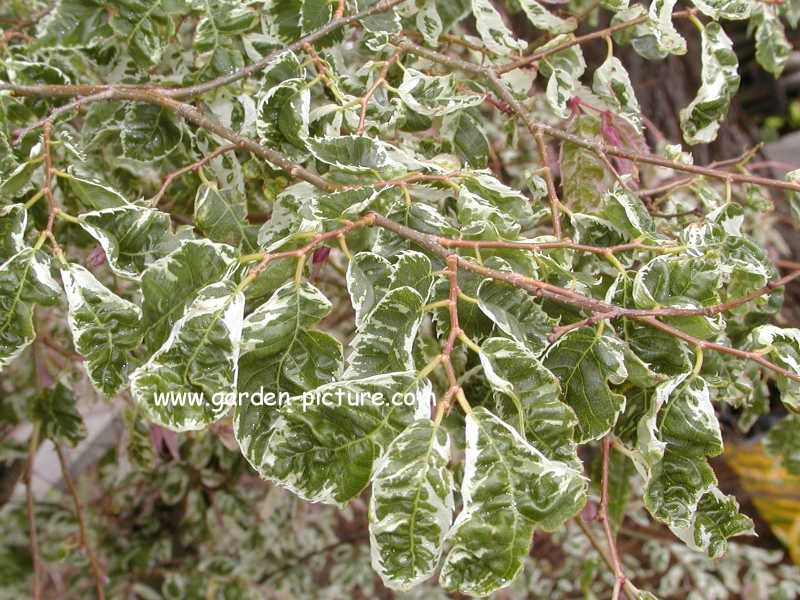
[724,442,800,565]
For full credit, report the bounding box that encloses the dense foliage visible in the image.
[1,0,800,597]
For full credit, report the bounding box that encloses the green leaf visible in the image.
[192,0,256,77]
[470,0,526,56]
[249,373,431,504]
[745,325,800,410]
[0,161,39,200]
[193,183,258,251]
[754,7,791,77]
[397,70,483,117]
[463,171,539,230]
[592,56,642,130]
[416,1,443,46]
[691,0,752,19]
[124,405,156,469]
[37,0,111,47]
[241,280,333,356]
[632,255,721,339]
[238,329,341,400]
[61,263,142,395]
[644,447,717,527]
[560,115,613,212]
[679,22,740,145]
[355,0,401,34]
[518,0,576,34]
[122,103,183,161]
[307,135,417,178]
[347,252,393,327]
[0,204,27,262]
[300,0,332,36]
[439,407,586,596]
[657,377,722,459]
[30,382,87,446]
[130,281,245,431]
[679,489,753,558]
[764,414,800,475]
[600,184,655,238]
[457,188,521,238]
[479,337,578,465]
[606,448,636,530]
[543,328,628,442]
[635,375,751,555]
[0,248,61,369]
[306,187,381,221]
[477,280,555,355]
[344,287,427,378]
[442,109,489,168]
[369,420,454,590]
[236,298,342,468]
[645,0,687,57]
[108,0,171,68]
[65,171,129,210]
[235,280,342,465]
[256,78,309,149]
[346,251,433,328]
[78,205,179,280]
[538,39,586,119]
[612,2,686,60]
[140,240,236,354]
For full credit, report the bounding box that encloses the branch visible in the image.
[2,85,337,192]
[393,38,800,195]
[494,10,692,74]
[368,212,800,383]
[0,0,407,101]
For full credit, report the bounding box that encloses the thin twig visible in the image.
[576,517,640,600]
[55,445,106,600]
[149,142,243,207]
[596,436,628,598]
[438,255,465,416]
[302,42,341,97]
[39,121,62,254]
[494,10,692,74]
[356,49,402,135]
[533,125,563,238]
[25,422,42,600]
